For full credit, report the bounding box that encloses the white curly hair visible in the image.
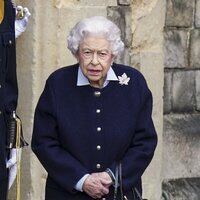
[67,16,124,57]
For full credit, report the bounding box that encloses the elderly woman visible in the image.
[31,16,157,200]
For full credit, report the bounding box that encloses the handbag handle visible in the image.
[113,164,119,200]
[115,163,143,200]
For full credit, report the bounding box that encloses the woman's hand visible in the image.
[83,172,112,199]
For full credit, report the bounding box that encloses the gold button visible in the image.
[94,91,101,97]
[96,164,101,169]
[97,127,101,132]
[96,145,101,150]
[96,109,101,114]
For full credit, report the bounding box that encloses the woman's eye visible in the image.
[83,51,92,56]
[99,52,107,57]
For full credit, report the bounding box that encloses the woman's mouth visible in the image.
[88,69,101,76]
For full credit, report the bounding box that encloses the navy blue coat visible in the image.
[0,1,17,199]
[31,63,157,199]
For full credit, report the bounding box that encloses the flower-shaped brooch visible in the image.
[118,73,130,85]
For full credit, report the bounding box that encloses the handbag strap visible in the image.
[119,163,124,199]
[134,187,143,200]
[117,162,143,200]
[113,164,119,200]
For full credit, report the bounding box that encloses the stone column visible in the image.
[131,1,165,199]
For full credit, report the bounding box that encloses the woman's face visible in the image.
[76,35,114,88]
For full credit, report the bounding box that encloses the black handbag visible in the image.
[113,163,143,200]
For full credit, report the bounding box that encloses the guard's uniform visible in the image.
[0,1,18,199]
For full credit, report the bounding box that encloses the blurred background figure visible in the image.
[0,1,30,199]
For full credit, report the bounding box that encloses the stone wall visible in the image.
[8,0,165,199]
[163,0,200,199]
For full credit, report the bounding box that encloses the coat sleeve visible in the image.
[31,79,89,193]
[110,76,157,191]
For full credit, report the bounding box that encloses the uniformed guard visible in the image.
[0,1,30,199]
[0,1,17,199]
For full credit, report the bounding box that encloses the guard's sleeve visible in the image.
[31,79,89,193]
[3,30,18,114]
[2,1,18,114]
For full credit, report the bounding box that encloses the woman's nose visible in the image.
[91,53,99,65]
